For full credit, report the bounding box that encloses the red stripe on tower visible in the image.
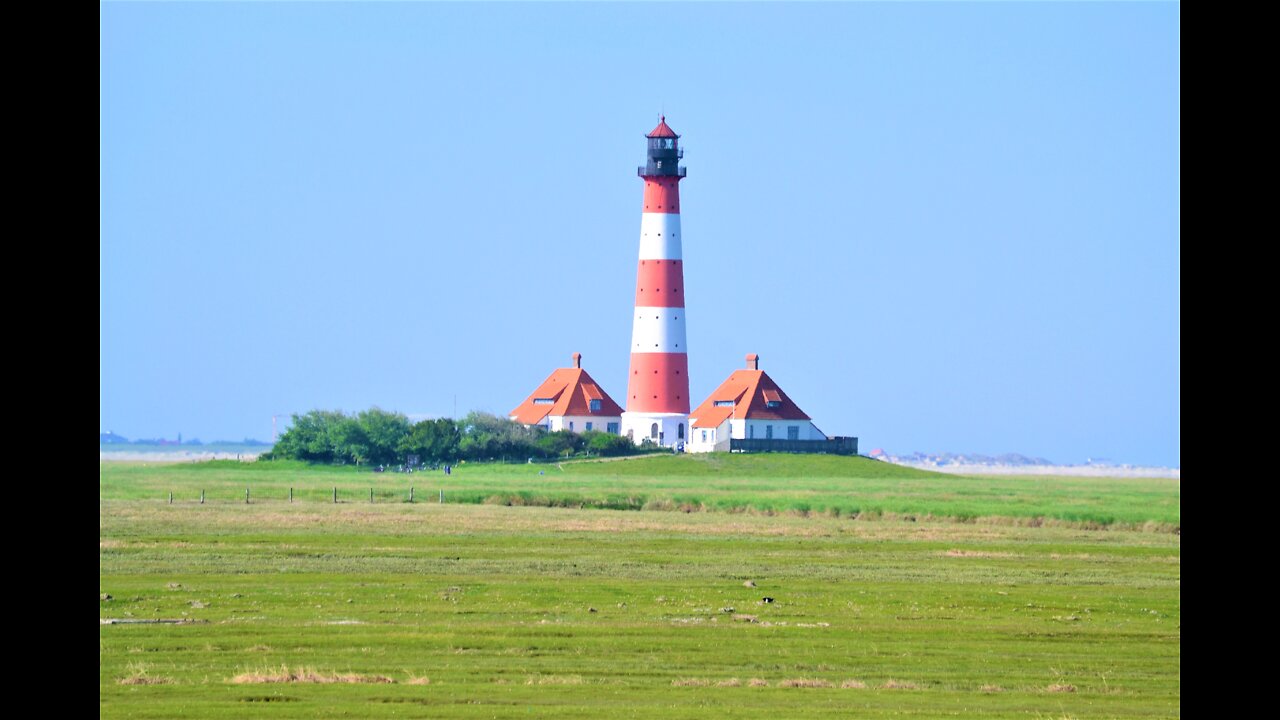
[642,177,681,213]
[633,260,684,307]
[622,116,690,447]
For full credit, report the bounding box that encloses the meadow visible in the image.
[101,454,1179,528]
[100,455,1180,718]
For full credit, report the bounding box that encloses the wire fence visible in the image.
[163,486,449,505]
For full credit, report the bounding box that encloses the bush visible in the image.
[273,407,654,465]
[583,431,638,457]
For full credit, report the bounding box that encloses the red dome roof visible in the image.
[646,115,679,138]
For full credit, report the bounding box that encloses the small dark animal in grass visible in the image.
[761,597,775,604]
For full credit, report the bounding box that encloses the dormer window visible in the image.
[714,400,735,407]
[533,398,554,405]
[589,399,602,412]
[766,400,782,408]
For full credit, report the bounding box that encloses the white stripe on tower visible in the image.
[630,307,687,353]
[638,212,682,260]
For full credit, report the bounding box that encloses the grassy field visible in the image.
[101,454,1179,528]
[100,456,1180,718]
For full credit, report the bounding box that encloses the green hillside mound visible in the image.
[562,452,940,480]
[102,451,1179,528]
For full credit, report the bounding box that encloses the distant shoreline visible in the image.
[100,443,271,463]
[886,460,1179,479]
[99,444,1179,477]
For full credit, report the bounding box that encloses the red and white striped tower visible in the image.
[622,116,690,447]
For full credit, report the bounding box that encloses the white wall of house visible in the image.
[686,420,729,453]
[740,419,826,441]
[550,415,622,434]
[686,418,826,452]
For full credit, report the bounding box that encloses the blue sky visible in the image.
[100,2,1180,466]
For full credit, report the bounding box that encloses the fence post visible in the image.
[200,489,205,504]
[289,487,293,503]
[439,488,444,504]
[369,487,374,503]
[410,486,414,503]
[168,492,173,505]
[245,487,250,504]
[333,487,338,504]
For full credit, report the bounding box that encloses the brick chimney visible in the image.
[746,353,759,370]
[572,352,582,369]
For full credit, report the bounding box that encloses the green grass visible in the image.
[100,498,1180,718]
[101,453,1181,528]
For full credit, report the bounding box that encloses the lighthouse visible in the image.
[621,116,690,447]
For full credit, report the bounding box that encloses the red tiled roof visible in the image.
[510,367,624,425]
[688,369,811,429]
[647,116,679,138]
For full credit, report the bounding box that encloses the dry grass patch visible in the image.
[748,678,769,687]
[230,665,394,684]
[118,674,172,686]
[840,679,867,689]
[118,663,172,685]
[715,678,742,687]
[943,549,1016,558]
[1046,683,1077,693]
[979,684,1003,693]
[525,674,584,686]
[778,678,833,688]
[881,679,920,690]
[671,678,711,687]
[405,676,431,685]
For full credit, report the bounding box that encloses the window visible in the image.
[534,398,554,405]
[788,426,800,440]
[589,399,602,412]
[569,421,575,432]
[714,400,734,407]
[586,422,593,432]
[766,400,781,408]
[607,422,620,434]
[701,430,707,443]
[664,138,674,149]
[650,423,659,439]
[749,425,755,439]
[678,423,684,440]
[766,425,773,439]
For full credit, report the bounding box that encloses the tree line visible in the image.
[262,408,647,466]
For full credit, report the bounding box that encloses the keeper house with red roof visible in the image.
[685,354,856,455]
[509,353,624,434]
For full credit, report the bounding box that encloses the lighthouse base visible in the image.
[621,412,690,449]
